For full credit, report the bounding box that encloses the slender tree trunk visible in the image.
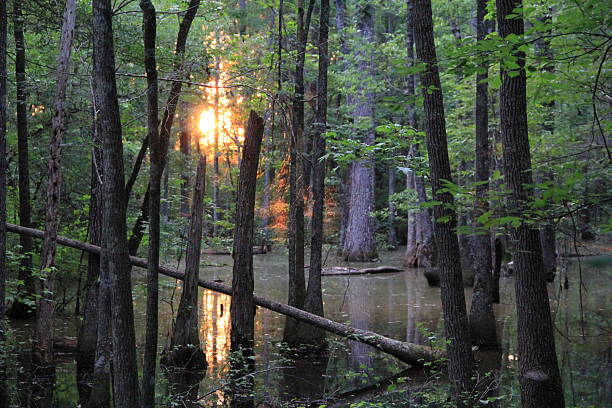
[412,0,475,398]
[343,3,378,262]
[300,0,330,348]
[35,0,77,368]
[262,107,274,251]
[496,1,565,406]
[9,0,36,318]
[285,0,308,344]
[165,154,207,369]
[140,0,161,405]
[0,0,8,403]
[387,166,397,247]
[76,112,104,406]
[93,0,140,405]
[230,111,264,408]
[469,0,497,348]
[128,0,201,254]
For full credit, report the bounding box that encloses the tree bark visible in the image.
[496,1,565,406]
[0,0,8,403]
[7,222,444,368]
[212,49,220,236]
[300,0,330,348]
[230,111,264,407]
[343,2,378,262]
[468,0,497,348]
[412,0,475,398]
[140,0,161,405]
[35,0,77,367]
[8,0,36,318]
[93,0,140,405]
[165,154,207,370]
[76,101,105,407]
[128,0,201,254]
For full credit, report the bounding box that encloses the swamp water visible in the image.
[8,249,611,407]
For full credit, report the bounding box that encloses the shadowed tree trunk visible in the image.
[164,153,206,370]
[140,0,161,405]
[212,48,220,236]
[128,0,201,255]
[469,0,497,348]
[8,0,36,318]
[285,0,313,345]
[412,0,475,399]
[75,110,104,406]
[343,2,378,262]
[230,111,264,408]
[299,0,330,349]
[34,0,77,374]
[93,0,140,405]
[0,0,8,402]
[496,1,565,406]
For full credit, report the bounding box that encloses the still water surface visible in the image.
[13,249,611,406]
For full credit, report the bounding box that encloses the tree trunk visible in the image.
[212,49,220,236]
[35,0,77,368]
[285,0,308,345]
[0,0,8,403]
[7,222,444,368]
[405,0,436,279]
[128,0,201,254]
[496,1,565,406]
[76,109,105,406]
[262,107,274,251]
[230,111,264,407]
[343,3,378,262]
[468,0,497,348]
[93,0,140,405]
[8,0,36,318]
[300,0,329,349]
[412,0,475,398]
[387,166,397,248]
[165,155,207,370]
[140,0,161,405]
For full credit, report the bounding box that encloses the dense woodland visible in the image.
[0,0,610,407]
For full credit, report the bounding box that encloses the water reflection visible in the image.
[200,290,231,373]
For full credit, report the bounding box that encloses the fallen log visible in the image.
[6,223,442,367]
[322,266,404,276]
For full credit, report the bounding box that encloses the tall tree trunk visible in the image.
[468,0,497,348]
[9,0,36,318]
[140,0,161,405]
[230,111,264,408]
[128,0,201,254]
[76,112,105,406]
[262,107,274,251]
[387,166,397,247]
[35,0,77,368]
[165,154,207,369]
[301,0,330,348]
[0,0,8,403]
[496,1,565,406]
[285,0,309,344]
[92,0,140,405]
[342,3,378,262]
[412,0,475,398]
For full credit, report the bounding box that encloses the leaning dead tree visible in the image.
[7,223,443,367]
